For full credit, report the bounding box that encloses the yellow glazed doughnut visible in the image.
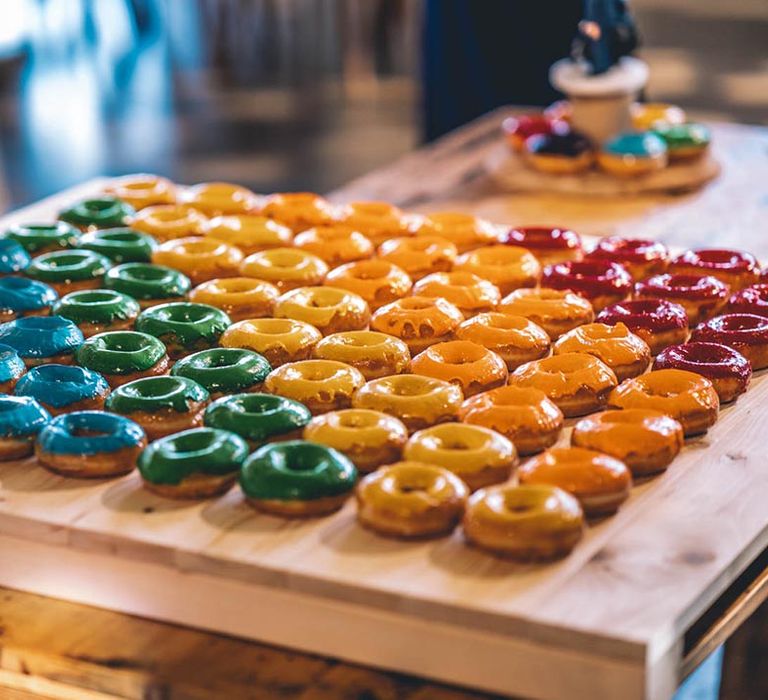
[334,201,415,246]
[181,182,260,216]
[129,204,208,241]
[293,225,374,266]
[152,237,243,285]
[404,423,517,492]
[415,212,499,253]
[455,245,541,296]
[203,214,292,255]
[189,277,279,321]
[413,271,501,317]
[356,461,469,538]
[312,331,410,380]
[240,247,329,292]
[274,286,370,335]
[260,192,336,232]
[377,236,457,280]
[220,318,322,367]
[324,260,412,310]
[499,288,594,339]
[104,174,176,209]
[630,102,686,130]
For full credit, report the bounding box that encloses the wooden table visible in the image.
[2,108,768,700]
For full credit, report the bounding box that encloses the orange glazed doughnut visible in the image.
[274,286,370,335]
[313,331,410,380]
[553,322,651,382]
[220,318,321,367]
[377,236,457,280]
[455,245,541,296]
[455,312,551,370]
[240,247,328,292]
[518,447,631,517]
[370,296,464,355]
[152,237,243,285]
[324,260,412,310]
[293,225,374,266]
[410,340,508,397]
[572,409,683,477]
[180,182,260,216]
[608,369,719,436]
[352,374,463,432]
[334,201,414,246]
[129,204,208,241]
[413,271,501,317]
[203,214,292,255]
[508,353,618,417]
[415,212,499,253]
[104,174,176,209]
[189,277,279,321]
[260,192,336,232]
[499,288,594,340]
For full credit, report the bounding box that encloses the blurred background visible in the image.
[0,0,766,209]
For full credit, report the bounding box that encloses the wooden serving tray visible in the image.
[1,178,767,700]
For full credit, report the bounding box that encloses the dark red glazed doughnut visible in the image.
[669,249,759,291]
[541,259,632,312]
[501,115,569,151]
[500,227,582,264]
[634,273,729,325]
[691,313,768,370]
[727,284,768,318]
[587,237,668,280]
[597,299,688,355]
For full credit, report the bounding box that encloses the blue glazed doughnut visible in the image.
[0,316,84,366]
[0,239,31,275]
[15,363,110,415]
[0,277,59,320]
[0,395,51,460]
[36,410,146,478]
[0,343,26,392]
[598,132,668,177]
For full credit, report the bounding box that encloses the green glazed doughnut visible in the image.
[204,392,311,444]
[76,331,168,385]
[59,196,136,230]
[26,250,112,291]
[78,228,157,263]
[4,222,80,253]
[54,289,140,335]
[652,123,711,158]
[171,348,271,396]
[104,263,191,306]
[135,302,231,359]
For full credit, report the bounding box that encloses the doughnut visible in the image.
[414,212,498,253]
[544,100,573,122]
[260,192,336,232]
[0,315,83,366]
[180,182,260,216]
[264,359,365,415]
[553,322,650,382]
[76,330,169,388]
[0,277,58,321]
[499,287,594,340]
[129,204,208,241]
[220,318,321,367]
[630,102,686,130]
[352,374,463,432]
[523,131,595,174]
[634,273,729,325]
[135,302,230,359]
[77,228,157,263]
[54,289,140,337]
[203,214,292,255]
[333,201,413,247]
[462,484,584,561]
[0,344,25,393]
[274,286,370,335]
[293,225,374,266]
[103,173,176,209]
[15,364,110,415]
[508,352,618,417]
[597,132,668,177]
[455,245,541,295]
[500,226,583,264]
[518,447,632,517]
[728,284,768,317]
[404,423,517,492]
[501,114,569,151]
[377,235,457,280]
[370,296,464,355]
[0,395,50,460]
[241,440,357,517]
[4,221,80,253]
[312,330,410,380]
[653,123,711,160]
[690,313,768,370]
[324,259,412,310]
[104,263,191,308]
[410,340,508,397]
[171,348,270,398]
[573,409,684,477]
[412,271,501,317]
[541,259,632,312]
[152,237,243,285]
[608,369,719,436]
[138,427,249,498]
[0,238,30,275]
[303,408,408,473]
[669,249,759,291]
[59,196,136,231]
[204,393,311,446]
[105,375,210,441]
[587,237,669,281]
[454,312,551,370]
[596,299,689,355]
[36,411,146,478]
[189,277,279,321]
[240,247,329,292]
[654,342,751,404]
[356,461,468,538]
[26,250,112,294]
[458,386,563,455]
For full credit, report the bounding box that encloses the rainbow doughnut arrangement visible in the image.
[0,174,765,564]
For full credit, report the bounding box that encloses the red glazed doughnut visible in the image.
[669,249,759,291]
[499,227,583,264]
[597,299,689,355]
[727,284,768,318]
[542,260,632,312]
[654,342,751,403]
[587,237,668,281]
[690,313,768,370]
[501,115,568,152]
[634,274,729,326]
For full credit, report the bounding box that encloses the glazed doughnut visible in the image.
[293,225,374,266]
[553,322,650,382]
[410,340,508,397]
[352,374,463,432]
[728,284,768,317]
[152,237,243,285]
[500,226,583,264]
[587,237,669,281]
[455,245,541,295]
[241,440,357,517]
[413,271,501,317]
[462,484,584,561]
[264,359,366,414]
[634,274,729,326]
[78,228,157,263]
[0,315,83,366]
[15,364,110,416]
[499,288,594,340]
[180,181,260,216]
[171,348,271,398]
[653,123,711,161]
[104,173,176,209]
[26,250,112,294]
[414,212,499,253]
[312,330,410,380]
[303,408,408,473]
[523,131,595,175]
[0,238,30,276]
[377,235,457,280]
[509,353,617,417]
[203,214,292,255]
[0,395,50,460]
[572,409,683,477]
[0,344,25,393]
[128,204,208,241]
[690,313,768,370]
[518,447,632,517]
[260,192,336,232]
[54,289,140,337]
[404,423,517,492]
[189,277,279,321]
[60,196,135,231]
[0,277,59,321]
[333,201,413,246]
[631,102,686,130]
[370,296,464,355]
[608,368,719,437]
[138,427,248,499]
[274,286,370,335]
[104,263,191,308]
[597,299,689,355]
[670,249,759,291]
[501,114,569,151]
[541,260,632,312]
[4,221,80,254]
[240,247,329,292]
[220,318,322,367]
[324,259,412,310]
[597,132,668,177]
[654,342,751,404]
[356,461,468,538]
